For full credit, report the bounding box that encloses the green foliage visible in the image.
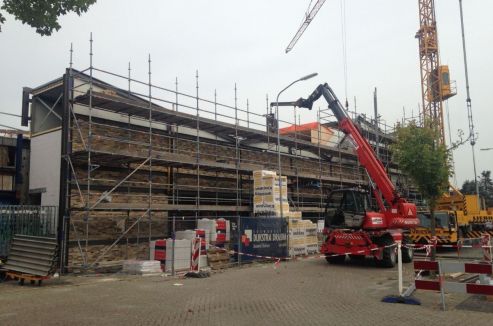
[0,0,96,35]
[461,170,493,207]
[392,120,451,208]
[461,179,476,195]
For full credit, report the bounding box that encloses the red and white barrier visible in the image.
[414,260,493,309]
[150,239,167,270]
[481,234,492,262]
[190,237,201,272]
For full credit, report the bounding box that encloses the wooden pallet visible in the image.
[207,249,230,270]
[6,271,50,286]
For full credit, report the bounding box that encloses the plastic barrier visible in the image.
[190,237,201,272]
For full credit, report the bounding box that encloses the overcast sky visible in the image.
[0,0,491,186]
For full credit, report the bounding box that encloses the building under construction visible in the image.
[22,63,421,271]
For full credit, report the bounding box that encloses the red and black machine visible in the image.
[274,83,419,267]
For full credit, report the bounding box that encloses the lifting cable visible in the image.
[339,0,349,109]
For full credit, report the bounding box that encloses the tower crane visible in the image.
[285,0,327,54]
[285,0,456,144]
[416,0,456,145]
[283,1,492,244]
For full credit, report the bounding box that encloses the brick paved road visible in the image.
[0,257,491,325]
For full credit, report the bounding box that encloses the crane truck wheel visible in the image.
[374,236,396,268]
[325,254,346,264]
[401,236,413,263]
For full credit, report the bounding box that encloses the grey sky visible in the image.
[0,0,491,186]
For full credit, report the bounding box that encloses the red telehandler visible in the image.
[274,83,420,267]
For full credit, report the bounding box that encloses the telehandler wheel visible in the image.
[401,236,413,263]
[375,236,396,268]
[325,254,346,264]
[349,254,366,262]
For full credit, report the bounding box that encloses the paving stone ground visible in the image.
[0,256,492,326]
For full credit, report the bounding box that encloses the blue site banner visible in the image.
[238,217,287,261]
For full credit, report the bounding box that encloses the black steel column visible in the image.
[58,69,73,273]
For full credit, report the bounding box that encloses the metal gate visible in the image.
[0,205,58,258]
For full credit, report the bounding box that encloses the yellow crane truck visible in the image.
[410,191,493,244]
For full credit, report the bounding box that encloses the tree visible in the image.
[392,120,451,259]
[480,171,493,207]
[0,0,96,36]
[461,170,493,208]
[461,179,476,195]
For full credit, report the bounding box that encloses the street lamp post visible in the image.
[274,73,318,219]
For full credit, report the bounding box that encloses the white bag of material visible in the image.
[165,239,192,272]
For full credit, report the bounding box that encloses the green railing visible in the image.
[0,205,58,258]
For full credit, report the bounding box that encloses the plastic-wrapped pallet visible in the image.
[288,211,302,219]
[288,223,305,239]
[198,218,217,242]
[305,235,318,245]
[165,239,192,273]
[305,223,320,255]
[253,170,277,179]
[253,176,287,196]
[123,260,162,275]
[253,202,290,216]
[304,221,318,238]
[253,170,289,216]
[176,229,209,254]
[289,244,307,256]
[306,243,319,255]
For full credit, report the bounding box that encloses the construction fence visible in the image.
[0,205,58,258]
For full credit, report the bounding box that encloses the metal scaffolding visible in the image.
[42,37,421,271]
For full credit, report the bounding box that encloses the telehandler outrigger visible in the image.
[273,83,420,267]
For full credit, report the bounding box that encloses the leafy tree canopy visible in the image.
[461,170,493,207]
[0,0,96,35]
[392,120,451,209]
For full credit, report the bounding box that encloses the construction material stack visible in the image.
[288,218,306,256]
[287,215,319,256]
[253,170,289,216]
[3,235,58,285]
[176,229,209,268]
[198,218,231,248]
[165,239,192,273]
[304,220,319,255]
[122,260,162,275]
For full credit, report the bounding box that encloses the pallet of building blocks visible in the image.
[165,239,192,273]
